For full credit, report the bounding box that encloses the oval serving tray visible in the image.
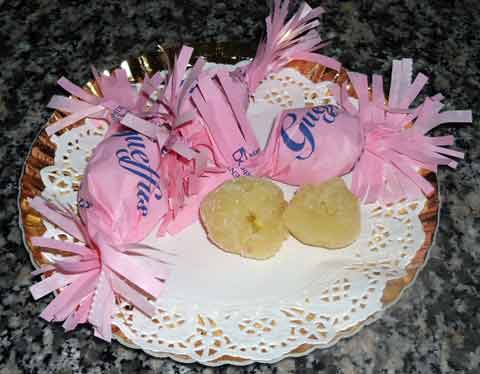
[18,43,438,366]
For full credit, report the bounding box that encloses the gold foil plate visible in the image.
[18,43,438,366]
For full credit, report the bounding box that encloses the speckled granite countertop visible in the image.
[1,0,479,373]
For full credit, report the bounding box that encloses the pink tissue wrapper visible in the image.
[78,129,168,245]
[260,105,363,185]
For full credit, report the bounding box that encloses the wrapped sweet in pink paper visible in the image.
[155,0,343,234]
[28,46,207,340]
[29,77,175,341]
[77,46,208,243]
[78,129,168,244]
[259,104,363,185]
[261,59,471,203]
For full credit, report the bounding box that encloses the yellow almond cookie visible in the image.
[200,177,288,260]
[283,178,361,249]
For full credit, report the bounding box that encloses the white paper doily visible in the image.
[34,66,427,365]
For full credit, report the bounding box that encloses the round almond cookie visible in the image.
[200,177,288,260]
[283,177,361,249]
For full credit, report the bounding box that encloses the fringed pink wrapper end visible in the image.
[28,197,172,341]
[237,0,341,93]
[46,68,164,136]
[158,69,263,235]
[337,58,472,204]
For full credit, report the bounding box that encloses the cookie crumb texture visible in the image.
[284,178,361,249]
[200,177,288,260]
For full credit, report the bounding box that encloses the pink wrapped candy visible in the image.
[27,47,206,342]
[158,0,344,233]
[260,105,363,185]
[261,59,471,204]
[78,129,168,244]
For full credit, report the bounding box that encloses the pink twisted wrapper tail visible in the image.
[235,0,341,94]
[119,46,210,166]
[336,58,472,203]
[118,46,207,154]
[148,46,212,173]
[158,69,265,236]
[134,45,206,134]
[28,197,173,341]
[45,64,168,137]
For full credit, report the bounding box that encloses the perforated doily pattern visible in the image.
[106,197,423,363]
[40,119,108,209]
[247,68,336,149]
[253,68,334,109]
[265,69,334,107]
[36,67,427,364]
